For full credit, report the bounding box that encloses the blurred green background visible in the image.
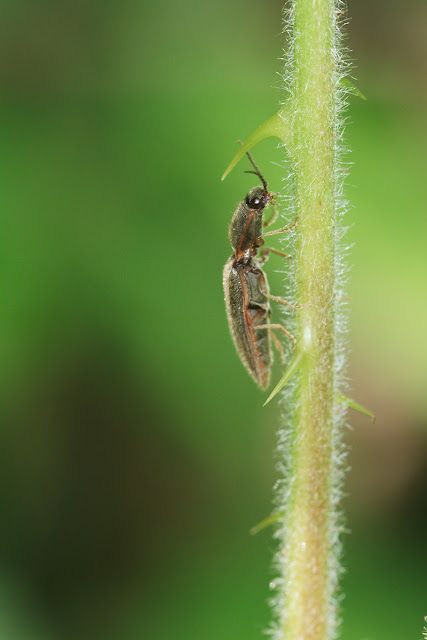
[0,1,426,638]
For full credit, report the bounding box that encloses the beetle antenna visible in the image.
[244,169,269,188]
[236,140,268,192]
[245,152,268,191]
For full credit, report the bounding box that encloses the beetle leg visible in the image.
[259,247,292,265]
[262,216,298,237]
[256,323,296,349]
[262,292,306,310]
[258,247,270,264]
[265,247,292,260]
[250,308,265,325]
[270,330,286,361]
[263,204,279,228]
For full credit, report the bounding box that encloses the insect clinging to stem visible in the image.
[223,149,302,390]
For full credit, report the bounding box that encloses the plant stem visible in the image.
[276,1,345,639]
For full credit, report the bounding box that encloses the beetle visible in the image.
[223,151,299,389]
[227,154,292,263]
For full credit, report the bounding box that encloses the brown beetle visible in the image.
[223,152,299,389]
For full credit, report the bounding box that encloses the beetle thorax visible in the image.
[228,186,271,260]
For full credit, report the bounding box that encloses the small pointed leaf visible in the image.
[263,345,306,406]
[341,78,367,101]
[250,510,284,535]
[221,109,289,181]
[336,393,376,423]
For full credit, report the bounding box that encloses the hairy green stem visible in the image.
[276,1,345,639]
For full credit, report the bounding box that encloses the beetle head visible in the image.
[245,186,271,211]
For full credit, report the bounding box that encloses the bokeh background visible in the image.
[0,1,426,638]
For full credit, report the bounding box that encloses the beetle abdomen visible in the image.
[223,257,272,389]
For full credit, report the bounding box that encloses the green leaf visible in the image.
[336,393,376,423]
[221,109,289,181]
[341,78,367,101]
[250,510,284,535]
[263,345,306,406]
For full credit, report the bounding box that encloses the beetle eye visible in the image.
[246,195,263,209]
